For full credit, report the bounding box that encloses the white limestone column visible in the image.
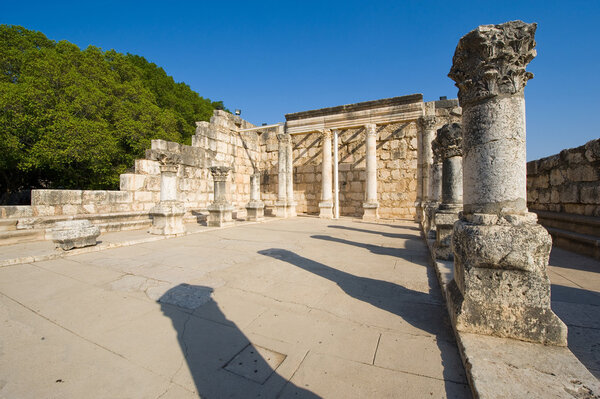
[447,20,567,346]
[159,164,178,202]
[417,116,437,223]
[275,131,288,218]
[319,129,333,218]
[362,123,378,220]
[285,132,296,217]
[246,171,264,221]
[333,129,340,219]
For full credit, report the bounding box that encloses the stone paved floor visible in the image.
[0,217,471,398]
[548,247,600,378]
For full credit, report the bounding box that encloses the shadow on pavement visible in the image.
[258,248,469,398]
[327,224,417,240]
[159,284,320,398]
[311,234,426,263]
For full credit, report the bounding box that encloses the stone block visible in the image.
[82,190,109,204]
[135,159,160,175]
[1,206,33,218]
[61,204,81,215]
[33,205,57,217]
[559,184,579,203]
[568,165,598,182]
[32,189,83,206]
[134,191,154,202]
[120,174,146,191]
[580,185,600,204]
[107,191,133,204]
[166,141,181,153]
[145,176,161,191]
[584,139,600,162]
[52,220,100,251]
[151,139,168,151]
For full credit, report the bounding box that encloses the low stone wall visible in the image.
[527,138,600,216]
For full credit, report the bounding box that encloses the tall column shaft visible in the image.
[285,133,296,217]
[208,166,233,227]
[275,132,288,218]
[333,130,340,219]
[419,116,437,203]
[365,124,378,203]
[362,123,379,220]
[463,96,526,215]
[319,129,333,218]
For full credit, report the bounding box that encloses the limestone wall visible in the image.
[527,138,600,216]
[260,122,419,218]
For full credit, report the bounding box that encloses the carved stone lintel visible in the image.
[436,123,463,160]
[448,20,537,106]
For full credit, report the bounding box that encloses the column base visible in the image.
[433,206,461,260]
[207,202,234,227]
[245,201,265,222]
[319,201,334,219]
[362,202,379,221]
[448,214,568,346]
[414,201,424,223]
[423,202,439,238]
[149,202,186,235]
[287,201,297,218]
[275,200,287,218]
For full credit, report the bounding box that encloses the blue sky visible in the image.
[2,0,599,160]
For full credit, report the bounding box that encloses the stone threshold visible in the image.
[0,215,284,268]
[425,238,600,399]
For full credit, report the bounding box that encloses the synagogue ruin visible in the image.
[0,20,598,398]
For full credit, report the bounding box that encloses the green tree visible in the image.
[0,25,226,201]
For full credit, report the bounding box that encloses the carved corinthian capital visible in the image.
[436,123,463,159]
[431,134,444,164]
[418,116,436,131]
[448,20,537,106]
[209,166,231,181]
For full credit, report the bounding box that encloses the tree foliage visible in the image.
[0,25,225,200]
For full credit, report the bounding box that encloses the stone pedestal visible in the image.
[362,123,379,220]
[433,123,463,260]
[150,164,186,235]
[208,166,234,227]
[447,20,567,345]
[52,219,100,250]
[246,172,264,221]
[319,129,334,219]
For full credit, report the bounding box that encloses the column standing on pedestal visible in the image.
[319,129,333,218]
[362,123,379,220]
[149,162,186,235]
[245,171,264,221]
[207,166,234,227]
[425,135,443,238]
[418,116,437,225]
[285,132,297,217]
[447,20,567,345]
[433,123,463,259]
[275,131,288,218]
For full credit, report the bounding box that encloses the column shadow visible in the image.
[327,224,416,239]
[159,284,320,398]
[311,234,427,263]
[257,248,469,398]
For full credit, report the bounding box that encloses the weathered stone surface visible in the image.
[149,201,186,235]
[449,216,567,345]
[52,219,100,250]
[433,210,460,260]
[448,20,537,107]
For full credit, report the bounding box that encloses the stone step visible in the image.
[545,227,600,260]
[535,210,600,238]
[97,219,152,233]
[0,219,18,232]
[0,229,45,246]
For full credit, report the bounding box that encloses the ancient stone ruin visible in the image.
[0,19,599,398]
